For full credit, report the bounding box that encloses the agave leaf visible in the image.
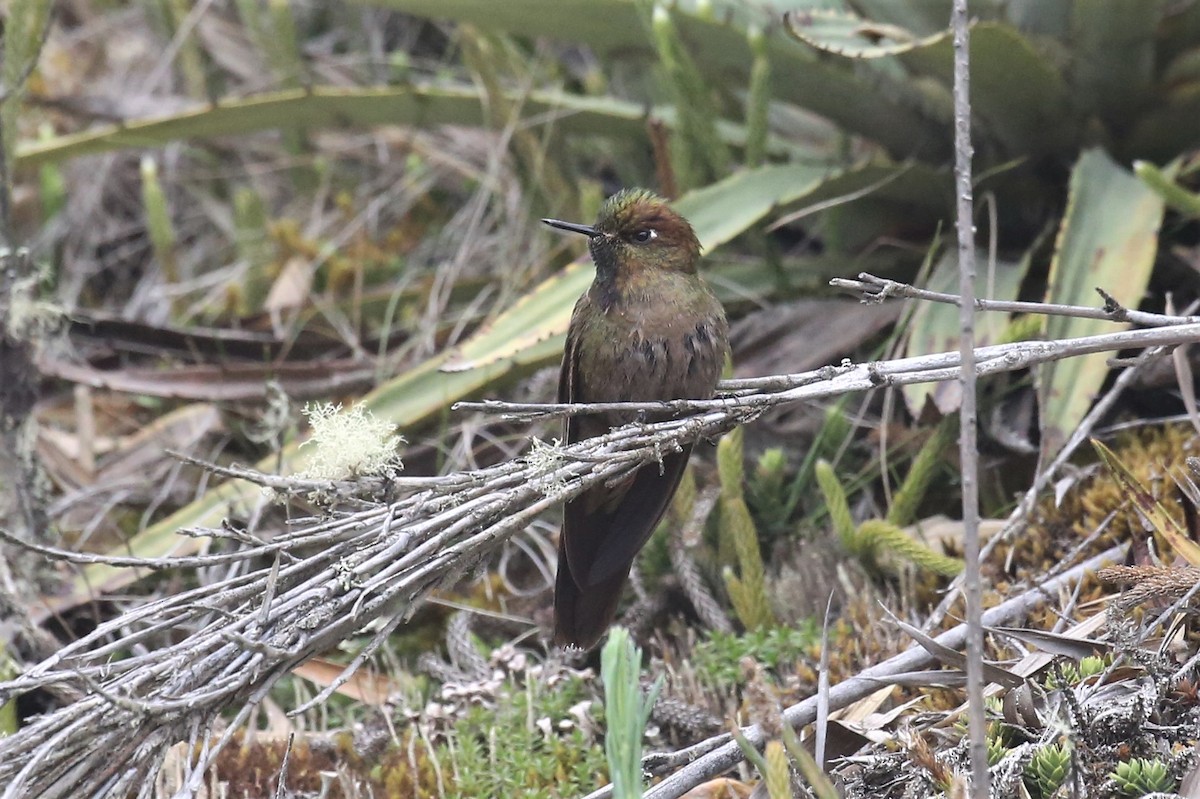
[789,17,1070,159]
[15,85,797,169]
[1161,46,1200,87]
[765,159,954,258]
[785,10,943,58]
[801,163,955,254]
[849,0,1007,35]
[1159,2,1200,64]
[678,163,840,248]
[1127,90,1200,163]
[775,160,953,216]
[364,0,946,157]
[1040,149,1164,458]
[442,263,588,372]
[901,249,1026,415]
[1004,0,1071,38]
[898,22,1071,157]
[1069,0,1159,129]
[710,249,916,302]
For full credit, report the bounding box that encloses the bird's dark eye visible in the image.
[632,229,656,243]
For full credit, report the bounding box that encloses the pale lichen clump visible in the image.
[6,269,62,341]
[297,402,404,480]
[527,436,569,496]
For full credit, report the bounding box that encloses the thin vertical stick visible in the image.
[950,1,988,795]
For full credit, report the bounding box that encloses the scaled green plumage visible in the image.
[543,189,729,649]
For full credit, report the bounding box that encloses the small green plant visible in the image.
[231,186,272,314]
[763,740,791,799]
[1044,654,1110,690]
[1024,742,1071,798]
[815,457,963,576]
[640,0,731,191]
[398,668,607,798]
[601,627,661,799]
[1078,655,1107,680]
[980,696,1016,766]
[1110,757,1176,797]
[986,736,1009,767]
[140,155,179,288]
[718,426,778,629]
[1044,663,1081,691]
[746,447,790,537]
[0,646,16,736]
[733,728,839,799]
[691,625,819,687]
[885,415,956,528]
[782,724,839,799]
[36,124,65,224]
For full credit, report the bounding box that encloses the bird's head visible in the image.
[543,189,702,281]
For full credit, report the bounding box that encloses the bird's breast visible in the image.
[574,301,726,409]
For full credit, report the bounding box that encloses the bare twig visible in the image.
[814,593,834,770]
[832,272,1197,329]
[458,322,1200,421]
[949,1,988,794]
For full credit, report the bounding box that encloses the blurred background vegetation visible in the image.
[5,0,1200,795]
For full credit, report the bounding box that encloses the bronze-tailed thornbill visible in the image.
[542,189,729,649]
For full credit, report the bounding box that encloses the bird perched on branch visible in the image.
[542,189,729,650]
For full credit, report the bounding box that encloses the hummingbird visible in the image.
[542,189,729,650]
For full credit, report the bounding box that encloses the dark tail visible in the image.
[552,531,628,649]
[552,448,692,649]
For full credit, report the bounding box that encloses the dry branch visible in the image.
[832,272,1199,328]
[0,315,1196,797]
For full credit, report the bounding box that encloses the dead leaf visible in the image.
[730,298,900,379]
[292,657,400,705]
[680,777,754,799]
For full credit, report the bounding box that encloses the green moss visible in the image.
[691,625,820,687]
[441,675,608,798]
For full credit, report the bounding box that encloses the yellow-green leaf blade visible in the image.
[1041,149,1164,457]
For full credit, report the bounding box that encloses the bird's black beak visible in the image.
[542,218,599,238]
